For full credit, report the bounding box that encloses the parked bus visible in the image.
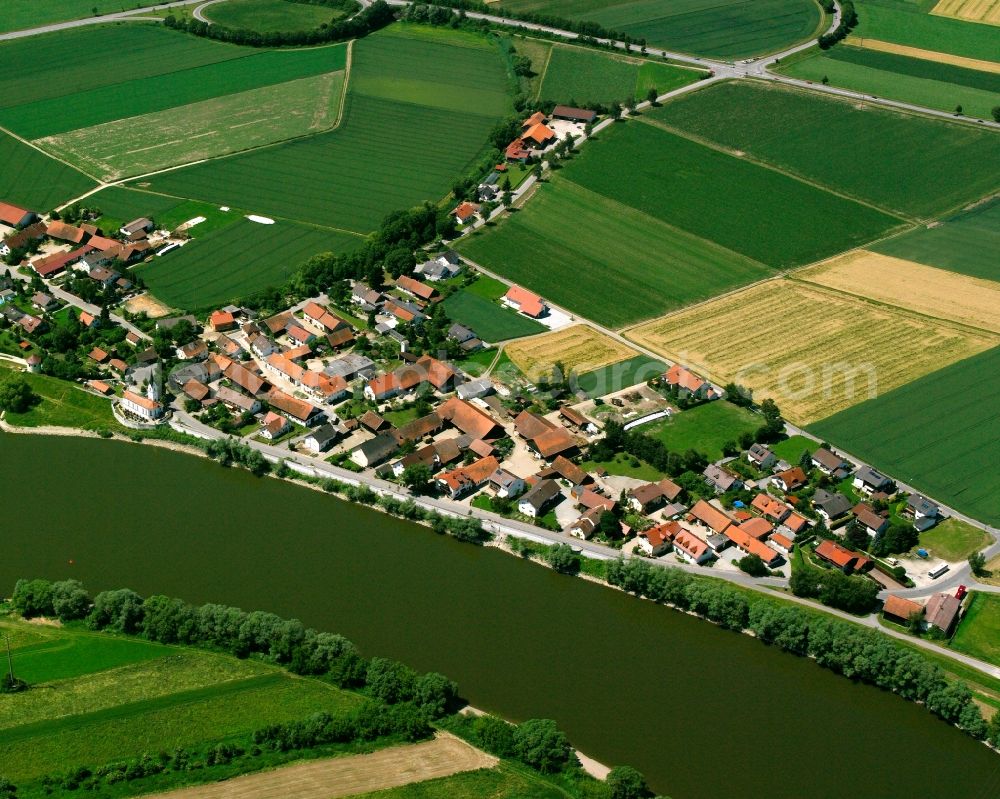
[929,564,950,579]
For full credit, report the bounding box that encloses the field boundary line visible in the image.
[787,262,1000,337]
[532,41,555,101]
[334,39,354,129]
[0,123,103,185]
[634,113,916,224]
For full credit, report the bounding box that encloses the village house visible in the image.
[540,455,590,487]
[673,528,714,565]
[1,221,46,256]
[853,503,889,537]
[260,411,291,440]
[176,340,208,361]
[383,298,426,326]
[503,285,547,318]
[452,201,480,226]
[120,390,164,422]
[448,323,483,353]
[572,485,615,513]
[351,283,383,311]
[489,468,525,499]
[771,466,807,492]
[351,432,400,468]
[551,105,597,124]
[747,443,776,471]
[325,353,377,383]
[31,247,88,278]
[853,465,894,496]
[415,251,462,282]
[224,362,271,398]
[0,201,37,228]
[882,595,924,626]
[781,512,810,537]
[703,463,742,494]
[17,314,44,335]
[811,447,852,478]
[209,309,237,332]
[687,499,734,536]
[216,386,261,415]
[514,409,578,459]
[724,525,783,568]
[905,493,941,531]
[31,292,56,312]
[663,364,716,400]
[390,444,437,477]
[627,478,683,514]
[769,532,794,557]
[120,217,153,237]
[456,377,492,401]
[437,455,500,499]
[395,275,438,302]
[517,479,561,518]
[182,378,211,404]
[267,389,324,427]
[365,355,455,402]
[814,540,872,575]
[45,220,87,245]
[559,405,598,435]
[812,488,853,522]
[738,516,774,541]
[638,521,681,557]
[925,592,962,634]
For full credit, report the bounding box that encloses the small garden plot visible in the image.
[442,290,546,342]
[950,593,1000,669]
[644,401,760,461]
[504,325,637,382]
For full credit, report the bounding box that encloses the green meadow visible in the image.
[0,131,95,211]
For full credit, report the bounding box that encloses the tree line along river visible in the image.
[2,433,999,798]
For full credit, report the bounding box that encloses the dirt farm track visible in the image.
[140,734,498,799]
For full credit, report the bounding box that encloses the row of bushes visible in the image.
[163,0,394,47]
[430,0,632,45]
[789,549,880,613]
[818,0,857,49]
[602,558,997,744]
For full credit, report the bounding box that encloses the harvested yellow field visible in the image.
[931,0,1000,24]
[505,325,637,381]
[142,734,497,799]
[124,293,173,318]
[845,36,1000,72]
[798,251,1000,333]
[625,279,998,424]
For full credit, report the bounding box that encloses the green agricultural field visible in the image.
[442,291,546,342]
[645,401,760,461]
[131,25,510,233]
[915,517,992,562]
[42,70,346,180]
[536,45,702,105]
[463,275,509,300]
[873,198,1000,281]
[950,593,1000,667]
[1,0,122,34]
[1,41,348,140]
[576,354,666,397]
[0,24,250,111]
[348,764,566,799]
[810,345,1000,527]
[205,0,350,32]
[0,365,119,431]
[580,452,664,481]
[853,1,1000,62]
[565,120,900,267]
[0,132,95,211]
[779,47,1000,121]
[137,219,362,310]
[458,177,773,328]
[496,0,824,59]
[653,81,1000,219]
[87,188,240,238]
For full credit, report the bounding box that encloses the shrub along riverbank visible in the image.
[3,579,657,798]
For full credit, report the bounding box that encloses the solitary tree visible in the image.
[969,551,987,577]
[0,376,38,414]
[401,463,432,494]
[607,765,649,799]
[993,105,1000,123]
[646,86,658,105]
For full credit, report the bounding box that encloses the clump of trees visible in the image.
[819,0,857,49]
[164,0,394,47]
[205,437,271,476]
[0,374,39,414]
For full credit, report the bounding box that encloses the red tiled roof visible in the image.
[122,390,160,412]
[437,396,503,440]
[688,500,734,534]
[396,275,437,300]
[504,285,545,317]
[883,594,923,620]
[209,310,236,330]
[665,364,705,393]
[453,201,480,222]
[0,201,31,226]
[725,525,782,566]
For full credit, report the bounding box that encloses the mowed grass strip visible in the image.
[2,43,347,140]
[441,291,546,342]
[566,119,899,267]
[0,651,272,731]
[505,325,637,381]
[645,401,760,461]
[205,0,347,31]
[951,593,1000,669]
[797,251,1000,333]
[625,278,999,423]
[40,70,346,181]
[873,198,1000,281]
[853,1,1000,61]
[0,131,96,211]
[133,27,509,232]
[916,517,992,562]
[4,673,359,781]
[0,24,250,111]
[458,177,771,328]
[576,354,666,397]
[498,0,822,58]
[0,364,119,431]
[652,80,1000,218]
[137,220,362,311]
[141,735,499,799]
[0,625,172,685]
[779,49,1000,121]
[809,345,1000,526]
